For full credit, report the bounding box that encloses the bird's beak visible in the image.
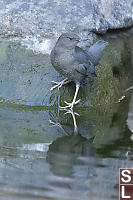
[79,38,88,42]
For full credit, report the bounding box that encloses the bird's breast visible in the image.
[51,49,75,74]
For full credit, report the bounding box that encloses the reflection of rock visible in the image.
[46,111,133,200]
[0,94,132,199]
[0,104,63,147]
[49,95,131,149]
[127,93,133,133]
[0,0,133,38]
[19,143,51,153]
[127,30,133,133]
[128,28,133,71]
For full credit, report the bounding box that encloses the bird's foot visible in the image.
[50,78,71,91]
[51,81,59,84]
[50,80,65,91]
[49,119,59,127]
[64,109,80,117]
[60,99,81,110]
[49,119,70,135]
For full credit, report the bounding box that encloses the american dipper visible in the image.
[50,32,108,110]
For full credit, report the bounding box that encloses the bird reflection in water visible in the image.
[48,109,95,178]
[49,108,80,134]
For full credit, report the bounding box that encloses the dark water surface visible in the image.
[0,94,133,200]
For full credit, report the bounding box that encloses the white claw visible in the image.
[60,99,81,110]
[64,101,70,106]
[50,86,57,91]
[49,119,57,127]
[75,99,81,104]
[60,102,74,110]
[51,81,59,84]
[74,112,80,116]
[64,110,80,116]
[60,105,72,110]
[50,78,70,91]
[50,81,63,91]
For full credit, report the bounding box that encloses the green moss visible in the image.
[0,33,132,108]
[91,63,117,106]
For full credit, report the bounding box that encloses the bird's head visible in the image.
[56,32,88,50]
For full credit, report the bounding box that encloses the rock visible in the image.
[0,31,132,107]
[127,29,133,133]
[0,0,133,39]
[0,39,57,106]
[127,93,133,133]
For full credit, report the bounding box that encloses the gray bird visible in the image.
[50,32,108,110]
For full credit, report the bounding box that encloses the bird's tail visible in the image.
[86,40,108,66]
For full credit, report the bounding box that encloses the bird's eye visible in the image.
[69,38,73,40]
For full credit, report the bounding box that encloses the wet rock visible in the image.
[0,31,132,107]
[0,39,57,106]
[0,0,133,39]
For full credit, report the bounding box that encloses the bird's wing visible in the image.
[75,40,108,66]
[86,40,108,66]
[76,62,97,77]
[76,64,88,76]
[75,46,89,64]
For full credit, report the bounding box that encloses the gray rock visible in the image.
[0,39,57,106]
[0,31,132,107]
[0,0,133,39]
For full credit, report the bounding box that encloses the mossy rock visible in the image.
[0,33,132,109]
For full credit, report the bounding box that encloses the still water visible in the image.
[0,94,133,200]
[0,30,133,200]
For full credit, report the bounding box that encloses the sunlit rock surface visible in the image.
[0,0,133,38]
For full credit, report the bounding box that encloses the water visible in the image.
[0,30,133,200]
[0,94,132,200]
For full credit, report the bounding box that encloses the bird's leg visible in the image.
[60,82,80,110]
[50,78,71,91]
